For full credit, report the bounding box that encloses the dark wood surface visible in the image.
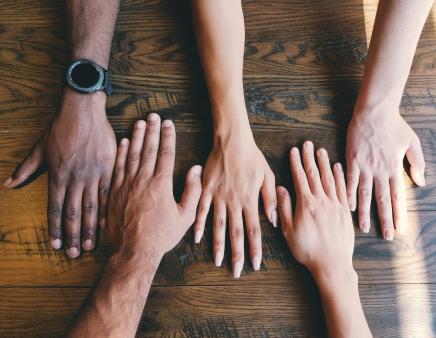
[0,0,435,337]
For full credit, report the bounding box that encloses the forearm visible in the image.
[357,0,433,112]
[315,268,372,338]
[67,249,162,338]
[192,0,251,137]
[67,0,121,68]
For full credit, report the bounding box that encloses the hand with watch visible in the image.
[4,58,117,258]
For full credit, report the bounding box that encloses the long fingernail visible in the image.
[215,251,224,267]
[51,238,62,249]
[384,229,394,241]
[67,247,79,258]
[233,261,243,278]
[271,210,278,228]
[252,256,261,271]
[3,177,12,186]
[82,239,94,251]
[194,230,202,244]
[192,165,203,176]
[360,221,369,233]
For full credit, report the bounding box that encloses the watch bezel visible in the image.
[66,59,105,94]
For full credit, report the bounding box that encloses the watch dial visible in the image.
[71,63,100,88]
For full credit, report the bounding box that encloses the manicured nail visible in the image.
[82,239,93,251]
[162,119,173,128]
[252,256,261,271]
[215,251,224,267]
[384,229,394,241]
[360,221,369,233]
[417,174,426,187]
[51,238,62,250]
[192,165,203,176]
[271,210,278,228]
[3,177,12,186]
[148,113,159,122]
[67,247,79,258]
[194,231,202,244]
[233,262,243,278]
[136,120,146,128]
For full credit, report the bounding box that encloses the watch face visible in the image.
[66,59,104,94]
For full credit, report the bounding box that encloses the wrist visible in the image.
[58,87,107,118]
[312,264,358,293]
[113,244,163,274]
[353,91,401,120]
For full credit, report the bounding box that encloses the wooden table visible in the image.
[1,0,435,336]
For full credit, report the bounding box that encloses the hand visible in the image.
[346,107,425,239]
[277,141,355,282]
[3,89,117,258]
[194,127,277,278]
[107,115,202,260]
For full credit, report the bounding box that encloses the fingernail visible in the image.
[194,231,202,244]
[3,177,12,186]
[51,238,62,250]
[418,175,426,187]
[67,247,79,258]
[148,113,159,122]
[252,256,261,271]
[99,217,106,228]
[120,138,128,145]
[215,251,224,267]
[361,221,369,233]
[192,165,203,176]
[136,120,146,128]
[290,147,299,156]
[304,141,313,149]
[384,229,394,241]
[271,210,278,228]
[82,239,93,251]
[348,200,355,212]
[233,262,243,278]
[162,119,173,128]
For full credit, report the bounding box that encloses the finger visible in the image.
[126,120,147,178]
[276,186,293,237]
[229,207,244,278]
[154,120,175,178]
[346,161,360,211]
[374,177,394,240]
[4,138,44,188]
[113,138,129,189]
[47,174,66,250]
[406,135,426,186]
[243,204,262,271]
[194,191,212,243]
[358,173,373,234]
[140,113,161,179]
[179,165,203,227]
[333,163,347,206]
[290,147,310,198]
[390,173,407,234]
[64,183,84,258]
[260,167,278,227]
[213,201,227,267]
[98,173,112,228]
[301,141,323,194]
[82,182,99,251]
[316,148,336,198]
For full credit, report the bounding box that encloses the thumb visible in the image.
[179,165,203,226]
[276,186,293,236]
[406,135,426,186]
[4,138,44,188]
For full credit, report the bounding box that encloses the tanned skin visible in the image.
[346,0,434,239]
[66,115,202,337]
[277,141,372,338]
[4,0,121,258]
[192,0,277,278]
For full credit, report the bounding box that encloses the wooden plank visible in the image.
[0,283,434,337]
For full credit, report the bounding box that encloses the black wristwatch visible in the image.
[65,59,112,96]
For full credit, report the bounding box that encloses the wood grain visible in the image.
[1,0,436,336]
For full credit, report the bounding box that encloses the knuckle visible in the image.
[99,184,110,196]
[66,234,80,247]
[214,218,225,230]
[47,204,62,217]
[128,151,141,163]
[247,225,261,239]
[377,194,390,206]
[231,227,243,240]
[143,145,159,157]
[359,188,371,198]
[232,252,243,262]
[65,207,79,220]
[214,239,224,249]
[84,201,97,213]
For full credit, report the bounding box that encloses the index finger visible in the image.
[290,147,310,198]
